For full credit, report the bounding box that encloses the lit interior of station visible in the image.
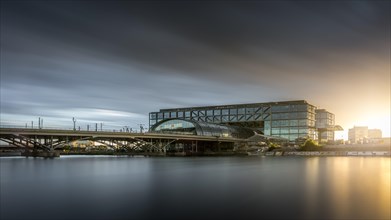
[149,100,338,144]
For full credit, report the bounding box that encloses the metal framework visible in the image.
[149,100,321,142]
[0,128,244,155]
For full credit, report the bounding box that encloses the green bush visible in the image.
[300,139,322,151]
[268,142,280,151]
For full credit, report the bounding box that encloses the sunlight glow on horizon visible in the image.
[339,114,391,140]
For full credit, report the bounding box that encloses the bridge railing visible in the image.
[0,124,149,133]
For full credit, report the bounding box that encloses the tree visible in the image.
[268,142,280,151]
[300,139,322,151]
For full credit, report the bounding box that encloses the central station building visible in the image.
[149,100,336,143]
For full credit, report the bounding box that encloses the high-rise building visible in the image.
[149,100,330,142]
[315,109,335,143]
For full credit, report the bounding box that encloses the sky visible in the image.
[1,1,390,138]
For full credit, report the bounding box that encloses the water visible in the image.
[1,156,390,220]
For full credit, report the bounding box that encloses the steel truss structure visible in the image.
[149,100,320,141]
[0,128,243,154]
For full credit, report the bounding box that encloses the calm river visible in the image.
[1,156,390,220]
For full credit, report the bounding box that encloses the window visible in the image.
[280,128,289,134]
[246,114,253,120]
[280,113,289,119]
[298,112,307,119]
[290,120,298,126]
[164,112,170,119]
[213,115,221,121]
[214,109,221,115]
[297,105,308,111]
[289,112,298,119]
[290,128,299,134]
[264,128,271,135]
[185,111,191,117]
[264,121,271,129]
[272,128,280,135]
[238,115,246,121]
[150,113,157,119]
[230,109,237,115]
[288,134,298,140]
[272,113,281,119]
[280,120,289,126]
[170,112,177,118]
[299,119,308,126]
[158,113,163,119]
[246,108,255,114]
[254,114,262,120]
[229,115,237,121]
[271,105,281,112]
[299,128,308,134]
[222,109,229,115]
[178,112,184,118]
[207,110,213,116]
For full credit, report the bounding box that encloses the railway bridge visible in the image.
[0,128,248,156]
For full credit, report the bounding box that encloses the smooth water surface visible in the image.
[1,156,390,220]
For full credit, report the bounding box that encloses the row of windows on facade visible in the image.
[150,111,316,121]
[265,127,317,135]
[315,112,335,119]
[150,118,317,127]
[151,104,315,118]
[265,120,316,127]
[269,133,316,141]
[315,119,335,127]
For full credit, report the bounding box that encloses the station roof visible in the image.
[151,119,255,139]
[157,100,313,112]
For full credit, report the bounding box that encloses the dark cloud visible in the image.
[1,1,390,135]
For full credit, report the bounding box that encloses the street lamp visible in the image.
[72,117,77,131]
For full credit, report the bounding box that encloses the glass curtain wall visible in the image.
[149,101,318,141]
[265,104,316,141]
[151,119,254,139]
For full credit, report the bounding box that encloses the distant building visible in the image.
[348,126,383,144]
[149,100,337,143]
[315,109,335,143]
[348,126,368,144]
[368,129,382,139]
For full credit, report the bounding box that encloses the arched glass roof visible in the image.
[151,119,254,139]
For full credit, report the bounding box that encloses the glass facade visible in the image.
[149,100,323,142]
[315,109,335,142]
[151,119,254,139]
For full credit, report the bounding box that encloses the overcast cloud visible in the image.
[1,1,390,136]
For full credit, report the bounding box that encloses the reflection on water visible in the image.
[302,157,390,220]
[1,156,390,220]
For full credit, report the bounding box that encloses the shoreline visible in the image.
[1,150,390,158]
